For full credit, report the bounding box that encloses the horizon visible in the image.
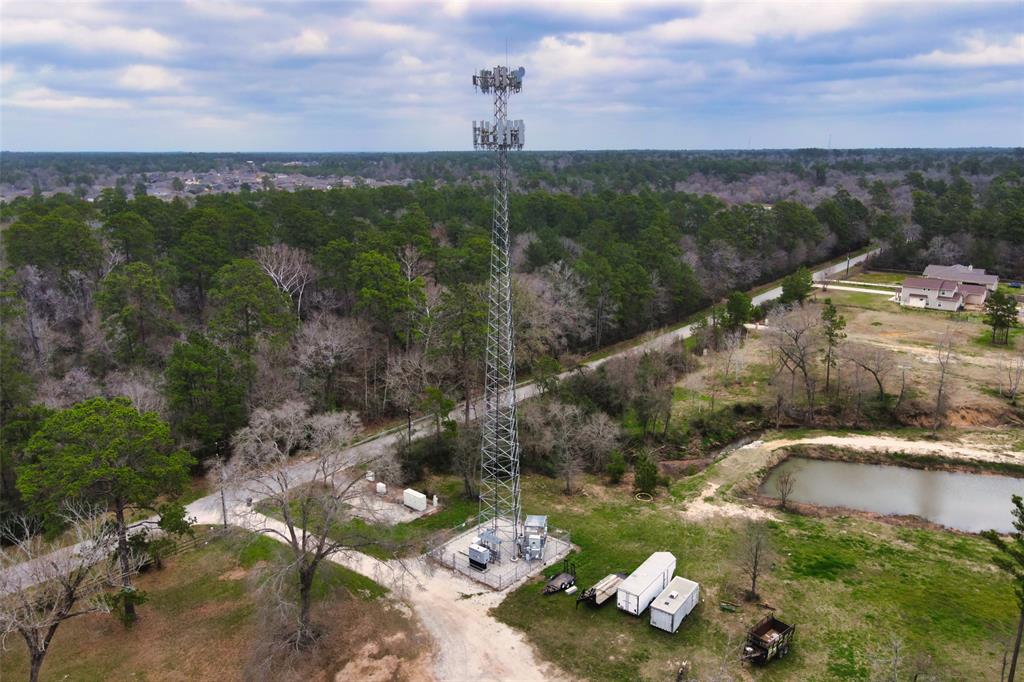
[3,146,1022,155]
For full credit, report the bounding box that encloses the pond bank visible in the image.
[758,454,1022,533]
[777,442,1024,477]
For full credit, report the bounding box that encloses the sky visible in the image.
[1,0,1022,151]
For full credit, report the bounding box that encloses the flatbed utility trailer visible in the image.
[743,615,795,665]
[576,573,627,608]
[543,559,577,595]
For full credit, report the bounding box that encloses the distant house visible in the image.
[922,264,999,292]
[898,277,964,311]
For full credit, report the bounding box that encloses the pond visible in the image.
[760,457,1024,533]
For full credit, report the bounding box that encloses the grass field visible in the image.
[493,473,1016,682]
[973,327,1022,350]
[0,528,423,682]
[849,271,908,285]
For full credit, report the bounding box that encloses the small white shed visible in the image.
[403,488,427,511]
[617,551,676,616]
[650,577,700,633]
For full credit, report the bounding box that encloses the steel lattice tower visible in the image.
[472,65,526,554]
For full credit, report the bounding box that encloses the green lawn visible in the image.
[492,473,1017,682]
[819,289,901,312]
[973,327,1022,350]
[849,271,908,285]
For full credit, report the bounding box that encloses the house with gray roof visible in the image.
[922,264,999,291]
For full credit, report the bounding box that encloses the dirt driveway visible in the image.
[245,511,569,682]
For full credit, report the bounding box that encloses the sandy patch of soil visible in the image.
[218,567,248,581]
[679,482,777,522]
[660,458,713,479]
[766,433,1022,465]
[333,639,434,682]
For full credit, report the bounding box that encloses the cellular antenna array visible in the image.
[472,65,526,555]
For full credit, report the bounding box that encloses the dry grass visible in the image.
[0,529,431,681]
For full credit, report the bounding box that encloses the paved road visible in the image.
[1,247,881,591]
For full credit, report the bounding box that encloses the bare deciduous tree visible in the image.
[254,244,316,318]
[870,636,937,682]
[295,314,368,408]
[768,304,822,424]
[519,400,618,495]
[0,505,138,682]
[232,402,365,648]
[1002,350,1024,404]
[104,368,168,419]
[738,521,771,601]
[775,469,797,510]
[933,327,956,434]
[707,331,744,410]
[575,411,621,472]
[452,423,481,499]
[36,367,101,410]
[844,343,896,402]
[384,349,435,443]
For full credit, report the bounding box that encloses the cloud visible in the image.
[647,2,871,45]
[909,32,1024,67]
[3,18,178,57]
[1,64,14,84]
[183,0,266,20]
[118,65,185,92]
[277,28,330,56]
[5,86,128,110]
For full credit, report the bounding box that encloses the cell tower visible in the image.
[472,65,526,556]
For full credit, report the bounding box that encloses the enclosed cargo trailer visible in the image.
[616,552,676,616]
[649,577,700,633]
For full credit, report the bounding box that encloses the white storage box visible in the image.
[403,488,427,511]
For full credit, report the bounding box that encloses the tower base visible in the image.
[429,518,573,592]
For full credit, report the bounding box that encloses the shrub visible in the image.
[634,452,659,494]
[606,451,626,484]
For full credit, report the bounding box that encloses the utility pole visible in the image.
[472,65,526,554]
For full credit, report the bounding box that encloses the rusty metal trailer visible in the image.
[743,615,795,664]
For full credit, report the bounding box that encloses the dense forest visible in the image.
[4,147,1022,194]
[1,152,1022,522]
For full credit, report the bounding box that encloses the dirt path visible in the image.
[244,511,568,682]
[680,481,777,522]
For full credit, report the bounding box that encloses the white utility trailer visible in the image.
[649,576,700,633]
[617,551,676,616]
